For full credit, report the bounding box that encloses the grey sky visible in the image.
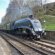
[0,0,55,23]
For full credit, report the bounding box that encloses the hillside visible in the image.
[41,15,55,31]
[41,2,55,30]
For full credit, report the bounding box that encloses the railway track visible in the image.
[0,34,24,55]
[0,32,47,55]
[40,39,55,45]
[21,39,55,54]
[32,40,55,54]
[1,32,55,55]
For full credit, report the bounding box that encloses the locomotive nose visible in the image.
[35,31,42,35]
[38,28,43,31]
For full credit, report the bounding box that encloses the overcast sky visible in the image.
[47,0,55,3]
[0,0,55,23]
[0,0,10,23]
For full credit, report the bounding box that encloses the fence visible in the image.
[43,31,55,41]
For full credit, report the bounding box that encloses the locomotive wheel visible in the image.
[37,35,40,40]
[34,35,40,40]
[34,35,37,40]
[31,36,34,39]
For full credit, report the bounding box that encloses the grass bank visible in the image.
[41,15,55,31]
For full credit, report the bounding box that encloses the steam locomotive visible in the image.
[2,15,45,40]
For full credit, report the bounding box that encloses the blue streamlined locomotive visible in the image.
[2,16,45,40]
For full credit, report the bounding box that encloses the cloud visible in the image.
[0,0,10,23]
[0,10,6,23]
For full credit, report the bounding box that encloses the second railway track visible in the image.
[32,40,55,54]
[40,39,55,45]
